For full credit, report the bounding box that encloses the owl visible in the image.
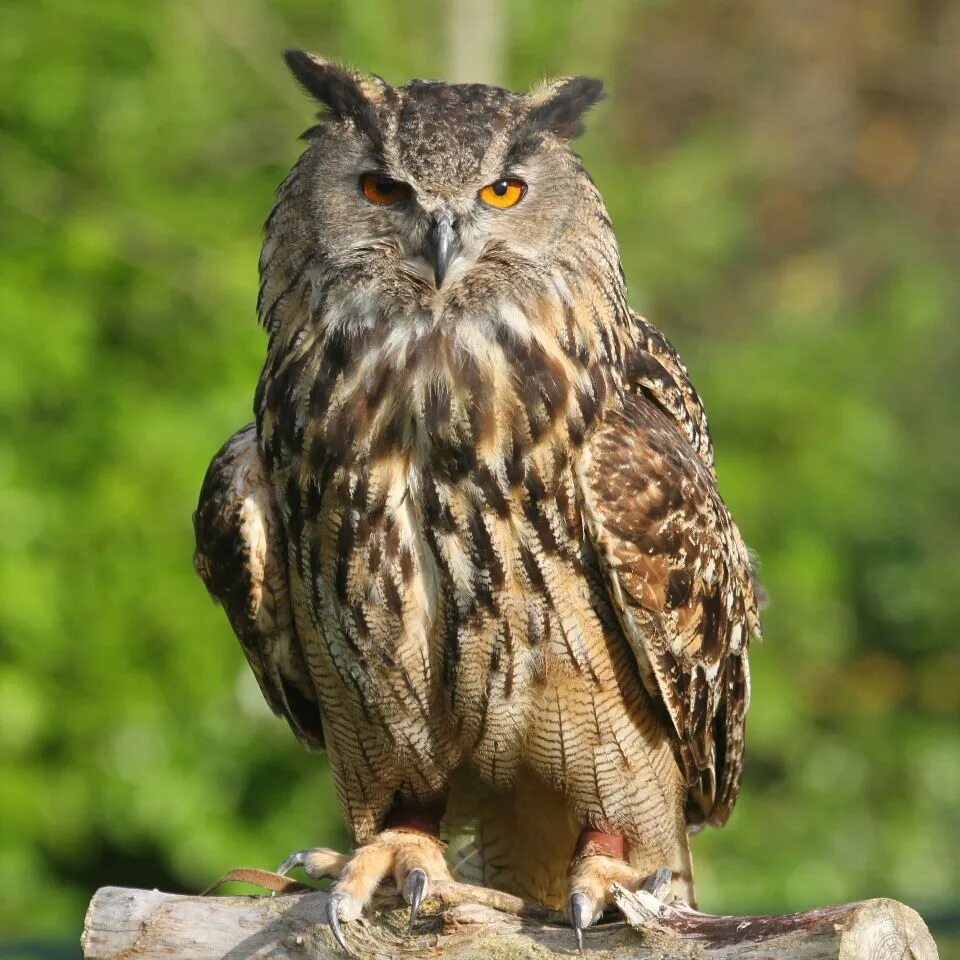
[194,50,761,951]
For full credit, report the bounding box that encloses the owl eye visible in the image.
[479,178,526,209]
[360,173,411,206]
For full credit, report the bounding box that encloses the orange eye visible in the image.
[360,173,411,206]
[479,178,526,209]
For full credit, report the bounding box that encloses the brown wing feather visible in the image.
[580,391,760,827]
[628,310,716,474]
[193,423,324,750]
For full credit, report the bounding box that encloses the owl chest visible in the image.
[305,454,590,762]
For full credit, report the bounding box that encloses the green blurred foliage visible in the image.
[1,0,958,952]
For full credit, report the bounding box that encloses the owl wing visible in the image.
[627,310,717,475]
[193,423,324,750]
[580,351,761,826]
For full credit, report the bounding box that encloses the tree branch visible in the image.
[81,879,940,959]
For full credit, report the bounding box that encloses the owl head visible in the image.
[262,51,613,329]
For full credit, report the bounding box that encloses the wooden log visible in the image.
[81,877,939,960]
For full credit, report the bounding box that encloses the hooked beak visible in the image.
[426,213,458,288]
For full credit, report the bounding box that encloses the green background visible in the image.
[1,0,958,956]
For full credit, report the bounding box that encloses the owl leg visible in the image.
[567,828,671,952]
[278,798,450,954]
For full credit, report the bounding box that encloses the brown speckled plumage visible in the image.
[194,52,761,920]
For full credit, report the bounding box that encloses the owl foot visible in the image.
[277,846,351,879]
[567,829,672,953]
[278,829,451,954]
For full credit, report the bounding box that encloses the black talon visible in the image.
[276,849,309,876]
[643,867,672,901]
[405,867,429,930]
[326,893,352,955]
[569,892,591,954]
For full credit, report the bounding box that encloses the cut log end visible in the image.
[838,898,940,960]
[81,883,940,960]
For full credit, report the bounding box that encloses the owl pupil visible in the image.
[377,177,397,194]
[492,180,509,196]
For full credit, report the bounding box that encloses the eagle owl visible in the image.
[194,50,761,949]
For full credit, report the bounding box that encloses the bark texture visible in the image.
[81,880,939,960]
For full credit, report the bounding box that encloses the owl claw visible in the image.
[403,867,429,930]
[326,893,353,955]
[643,866,673,899]
[298,829,449,943]
[569,892,591,953]
[276,846,350,880]
[276,849,308,876]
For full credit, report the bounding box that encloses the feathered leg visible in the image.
[278,797,450,953]
[567,826,693,952]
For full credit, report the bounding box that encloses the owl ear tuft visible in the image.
[525,76,605,140]
[283,50,387,140]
